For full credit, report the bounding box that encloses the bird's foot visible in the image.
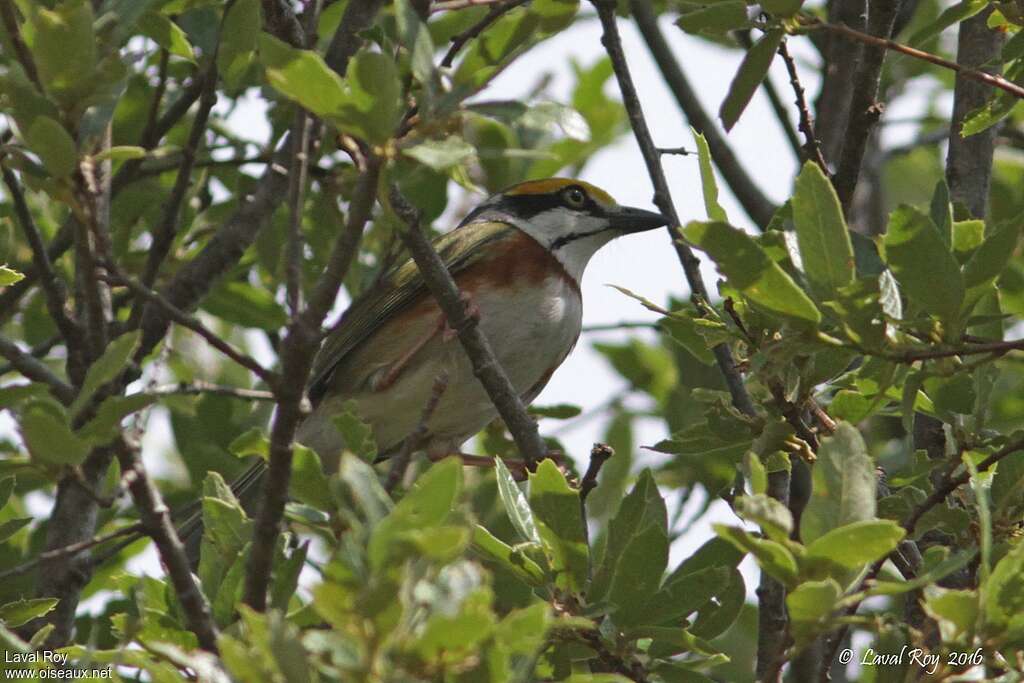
[441,290,481,342]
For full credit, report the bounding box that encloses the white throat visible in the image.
[509,208,616,283]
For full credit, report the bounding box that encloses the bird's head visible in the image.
[460,178,668,282]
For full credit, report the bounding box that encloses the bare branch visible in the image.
[630,0,777,230]
[107,270,277,387]
[595,0,758,419]
[389,185,549,470]
[0,0,41,89]
[147,382,276,401]
[1,167,81,343]
[244,160,381,610]
[831,1,901,213]
[0,336,76,404]
[386,372,451,493]
[115,438,219,653]
[441,0,529,68]
[286,111,312,318]
[0,523,144,582]
[778,39,829,173]
[140,77,218,290]
[805,19,1024,102]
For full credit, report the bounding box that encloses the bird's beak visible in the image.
[607,205,669,234]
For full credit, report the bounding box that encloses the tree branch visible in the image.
[778,38,829,173]
[115,439,219,653]
[805,19,1024,102]
[831,1,901,213]
[243,159,381,610]
[389,185,548,469]
[0,524,144,582]
[0,0,41,89]
[440,0,529,68]
[630,0,777,230]
[0,335,76,404]
[1,167,81,344]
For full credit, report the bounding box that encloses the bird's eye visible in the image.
[563,186,587,208]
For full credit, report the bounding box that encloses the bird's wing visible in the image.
[307,220,518,402]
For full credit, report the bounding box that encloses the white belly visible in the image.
[297,274,583,457]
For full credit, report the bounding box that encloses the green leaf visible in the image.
[0,265,25,287]
[336,51,403,143]
[93,146,147,162]
[396,0,436,89]
[26,0,96,105]
[25,116,78,178]
[734,493,793,542]
[692,128,727,222]
[635,565,731,627]
[591,469,666,602]
[984,541,1024,628]
[0,477,14,510]
[683,221,821,324]
[607,523,670,628]
[529,459,589,593]
[929,179,953,247]
[331,401,377,462]
[0,598,58,628]
[924,589,978,637]
[495,457,541,544]
[202,281,287,330]
[471,525,546,586]
[370,457,462,569]
[805,519,906,569]
[402,136,476,171]
[924,373,976,415]
[271,540,308,611]
[138,12,195,63]
[78,393,157,444]
[259,33,348,116]
[527,403,582,419]
[908,0,990,47]
[495,603,549,655]
[19,402,88,466]
[883,205,964,327]
[719,29,783,132]
[715,524,798,587]
[761,0,804,16]
[799,422,875,545]
[676,2,750,36]
[290,445,332,510]
[791,161,855,299]
[71,331,140,415]
[219,0,261,89]
[0,518,31,543]
[229,428,269,459]
[962,219,1021,315]
[787,578,841,646]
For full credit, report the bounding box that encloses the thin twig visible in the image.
[386,371,450,493]
[655,147,694,156]
[0,335,76,405]
[286,111,312,318]
[432,0,506,11]
[0,0,41,89]
[140,76,218,290]
[440,0,529,67]
[804,19,1024,101]
[777,38,829,173]
[147,382,276,401]
[141,50,171,149]
[579,443,613,507]
[581,321,658,333]
[389,185,548,470]
[105,270,277,388]
[0,523,144,582]
[0,334,61,377]
[1,167,81,343]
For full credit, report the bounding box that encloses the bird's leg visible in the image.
[375,291,480,391]
[441,290,481,342]
[428,451,529,481]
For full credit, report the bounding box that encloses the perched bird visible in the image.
[206,178,666,516]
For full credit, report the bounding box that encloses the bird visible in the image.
[196,177,667,523]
